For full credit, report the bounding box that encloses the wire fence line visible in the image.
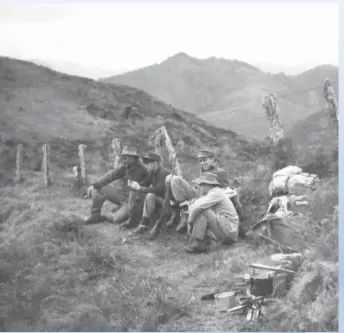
[11,78,337,188]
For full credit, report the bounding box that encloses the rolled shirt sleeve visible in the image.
[188,190,222,223]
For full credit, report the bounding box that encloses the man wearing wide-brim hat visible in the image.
[84,146,150,228]
[164,148,242,233]
[184,172,240,253]
[127,151,170,237]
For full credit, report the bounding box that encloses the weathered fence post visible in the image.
[111,138,121,168]
[78,144,87,185]
[155,126,183,176]
[154,131,164,162]
[16,144,23,182]
[323,78,338,132]
[42,144,51,186]
[262,93,284,144]
[111,138,122,186]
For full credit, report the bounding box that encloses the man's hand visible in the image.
[86,185,95,198]
[128,180,141,191]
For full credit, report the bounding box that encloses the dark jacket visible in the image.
[137,166,170,199]
[93,159,150,189]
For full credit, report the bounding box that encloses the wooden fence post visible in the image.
[16,144,23,182]
[42,144,51,186]
[111,138,122,186]
[323,78,338,132]
[111,138,121,168]
[78,144,87,185]
[154,131,164,163]
[262,93,284,144]
[159,126,183,176]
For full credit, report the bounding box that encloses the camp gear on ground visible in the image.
[214,291,236,312]
[269,166,320,197]
[251,212,307,250]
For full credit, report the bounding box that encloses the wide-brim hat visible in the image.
[193,172,220,186]
[120,146,140,157]
[197,149,215,159]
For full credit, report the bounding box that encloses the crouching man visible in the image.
[127,152,170,236]
[84,146,150,228]
[185,172,239,254]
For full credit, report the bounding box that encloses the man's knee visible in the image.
[201,208,217,221]
[165,174,183,186]
[145,192,157,203]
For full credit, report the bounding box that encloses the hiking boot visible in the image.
[185,239,208,254]
[130,224,148,236]
[148,219,163,240]
[176,209,188,233]
[84,214,108,225]
[119,218,135,230]
[166,205,180,229]
[85,190,108,225]
[130,217,150,236]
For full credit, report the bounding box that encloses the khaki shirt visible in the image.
[188,187,239,223]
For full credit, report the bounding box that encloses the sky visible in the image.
[0,3,339,74]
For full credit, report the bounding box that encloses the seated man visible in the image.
[127,152,170,236]
[164,149,242,233]
[84,146,150,229]
[198,149,243,220]
[185,172,239,254]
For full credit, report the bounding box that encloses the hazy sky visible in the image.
[0,3,339,71]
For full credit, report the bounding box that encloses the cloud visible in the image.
[0,3,338,70]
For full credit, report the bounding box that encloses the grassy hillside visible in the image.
[0,55,270,181]
[101,53,338,140]
[287,109,338,151]
[0,56,338,331]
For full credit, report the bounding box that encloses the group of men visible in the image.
[84,146,243,254]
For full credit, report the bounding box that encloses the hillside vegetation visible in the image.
[0,56,270,181]
[0,56,338,331]
[101,53,338,140]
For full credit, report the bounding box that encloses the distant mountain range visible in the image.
[101,52,338,140]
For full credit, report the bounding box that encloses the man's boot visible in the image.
[148,217,164,240]
[166,205,180,229]
[131,216,150,236]
[176,208,188,233]
[185,238,208,253]
[119,217,135,230]
[110,203,129,225]
[84,192,108,225]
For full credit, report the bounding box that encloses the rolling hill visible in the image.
[0,56,269,183]
[101,53,338,140]
[287,109,338,152]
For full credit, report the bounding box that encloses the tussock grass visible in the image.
[0,150,338,332]
[0,183,189,331]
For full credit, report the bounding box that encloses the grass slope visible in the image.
[0,56,338,331]
[0,55,269,184]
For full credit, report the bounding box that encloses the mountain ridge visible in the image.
[101,53,338,139]
[0,55,270,181]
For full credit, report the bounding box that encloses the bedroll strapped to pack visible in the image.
[269,166,320,197]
